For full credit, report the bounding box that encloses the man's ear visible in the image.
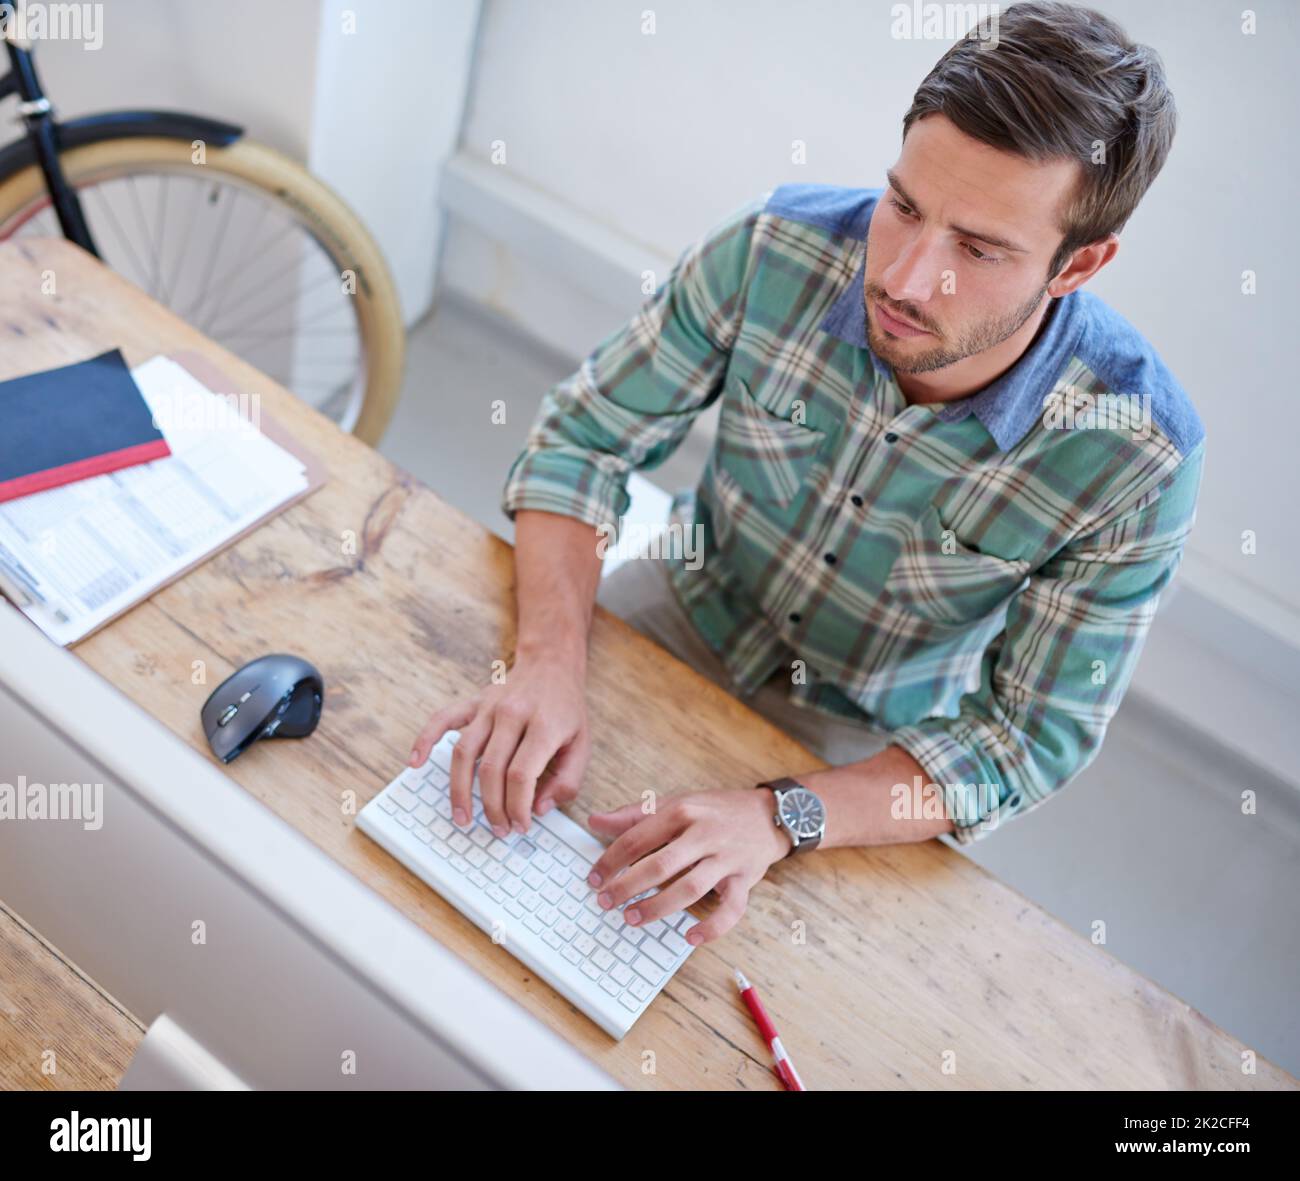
[1048,233,1120,298]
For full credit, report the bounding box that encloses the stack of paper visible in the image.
[0,356,309,646]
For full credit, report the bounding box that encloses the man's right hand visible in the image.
[408,654,591,839]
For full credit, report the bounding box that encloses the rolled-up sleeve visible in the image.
[890,441,1205,844]
[501,194,765,541]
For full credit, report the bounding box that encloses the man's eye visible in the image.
[965,243,1001,264]
[889,196,916,218]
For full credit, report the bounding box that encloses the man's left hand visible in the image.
[586,788,791,946]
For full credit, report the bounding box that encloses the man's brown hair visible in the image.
[901,0,1177,281]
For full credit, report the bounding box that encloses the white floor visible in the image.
[380,293,1300,1080]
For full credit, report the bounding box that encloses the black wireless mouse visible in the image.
[201,653,324,764]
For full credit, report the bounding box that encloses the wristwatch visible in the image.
[756,777,827,856]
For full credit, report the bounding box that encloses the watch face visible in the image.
[779,787,825,839]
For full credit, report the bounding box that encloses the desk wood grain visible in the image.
[1,238,1293,1091]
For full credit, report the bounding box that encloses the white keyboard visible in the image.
[357,731,698,1039]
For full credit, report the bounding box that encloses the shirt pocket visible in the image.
[883,503,1032,627]
[713,375,827,506]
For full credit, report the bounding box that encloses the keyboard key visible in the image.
[483,861,506,883]
[599,977,620,997]
[537,905,559,927]
[488,843,511,863]
[644,919,669,939]
[378,796,398,815]
[532,852,555,874]
[580,962,601,982]
[448,832,471,855]
[577,912,601,934]
[558,896,582,920]
[612,940,637,965]
[555,919,578,943]
[561,946,583,967]
[549,865,571,887]
[396,813,416,830]
[592,948,615,972]
[540,881,563,905]
[534,830,558,853]
[523,913,544,935]
[628,977,652,1001]
[523,868,546,890]
[519,892,541,913]
[506,854,529,876]
[486,885,506,904]
[594,926,618,950]
[469,827,493,848]
[566,879,587,901]
[466,847,488,869]
[413,828,432,846]
[431,818,453,840]
[662,929,689,956]
[542,930,563,951]
[430,838,451,859]
[435,799,453,820]
[431,743,453,773]
[417,784,441,807]
[639,939,675,971]
[450,854,470,875]
[551,844,575,867]
[632,954,664,985]
[501,877,523,898]
[619,993,641,1013]
[504,900,524,919]
[611,963,633,986]
[574,933,597,957]
[389,785,419,811]
[468,869,488,889]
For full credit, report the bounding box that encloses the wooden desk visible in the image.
[1,238,1293,1091]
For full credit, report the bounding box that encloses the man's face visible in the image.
[864,113,1081,374]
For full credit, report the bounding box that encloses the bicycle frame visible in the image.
[0,40,98,253]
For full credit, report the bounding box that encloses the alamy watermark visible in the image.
[1043,388,1152,441]
[0,776,103,830]
[890,2,1001,49]
[891,773,1007,835]
[150,389,262,438]
[596,519,704,571]
[0,3,104,50]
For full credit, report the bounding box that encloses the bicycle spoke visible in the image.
[86,184,151,290]
[181,184,238,322]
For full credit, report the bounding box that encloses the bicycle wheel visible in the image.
[0,136,405,445]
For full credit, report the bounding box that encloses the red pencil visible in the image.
[734,968,806,1091]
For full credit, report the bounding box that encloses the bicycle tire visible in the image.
[0,135,405,446]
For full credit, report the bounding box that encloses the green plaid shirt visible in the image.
[503,184,1205,843]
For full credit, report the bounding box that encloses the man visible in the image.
[409,1,1203,947]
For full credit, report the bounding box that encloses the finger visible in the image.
[532,730,590,817]
[679,874,750,945]
[598,836,700,913]
[410,699,478,767]
[448,713,492,827]
[586,799,647,835]
[624,858,724,930]
[587,806,680,890]
[476,706,528,836]
[502,722,567,833]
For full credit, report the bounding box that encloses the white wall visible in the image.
[439,0,1300,783]
[449,0,1298,638]
[32,0,476,325]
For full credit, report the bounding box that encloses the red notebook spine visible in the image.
[0,438,172,503]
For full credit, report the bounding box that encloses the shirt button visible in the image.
[884,431,899,444]
[788,612,802,624]
[850,494,864,507]
[824,553,837,565]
